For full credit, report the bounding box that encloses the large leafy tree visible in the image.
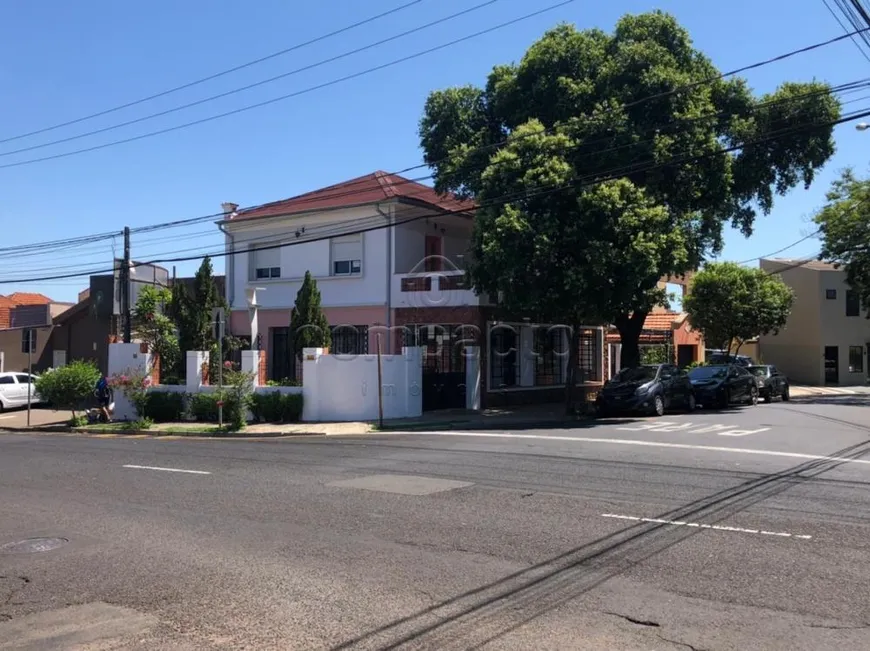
[132,285,180,381]
[683,262,794,354]
[290,271,331,362]
[815,168,870,312]
[419,12,840,374]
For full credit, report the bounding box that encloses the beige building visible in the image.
[759,259,869,386]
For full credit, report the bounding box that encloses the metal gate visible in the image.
[404,324,467,411]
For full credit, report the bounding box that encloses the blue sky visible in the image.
[0,0,867,303]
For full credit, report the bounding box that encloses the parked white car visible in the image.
[0,372,40,411]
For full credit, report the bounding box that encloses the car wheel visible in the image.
[652,394,665,417]
[719,389,731,409]
[747,386,759,406]
[686,393,696,413]
[782,384,790,402]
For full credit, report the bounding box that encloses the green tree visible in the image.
[419,12,839,378]
[290,271,331,364]
[35,360,101,419]
[188,256,222,351]
[815,169,870,311]
[683,262,794,354]
[132,285,180,381]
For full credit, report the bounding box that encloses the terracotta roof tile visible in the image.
[231,171,476,221]
[0,295,12,308]
[7,292,52,305]
[643,312,680,331]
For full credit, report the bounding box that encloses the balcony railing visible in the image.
[392,271,487,308]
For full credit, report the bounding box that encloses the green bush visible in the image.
[144,391,185,422]
[186,391,244,424]
[35,361,101,417]
[250,391,303,423]
[127,418,154,431]
[685,361,707,370]
[68,414,88,427]
[266,378,301,387]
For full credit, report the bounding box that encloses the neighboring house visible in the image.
[0,292,53,330]
[606,311,705,377]
[759,258,869,386]
[0,300,72,373]
[219,170,607,410]
[46,268,223,375]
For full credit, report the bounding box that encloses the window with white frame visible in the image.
[250,245,281,280]
[331,234,362,276]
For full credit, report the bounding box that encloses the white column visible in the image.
[241,350,260,387]
[301,347,324,422]
[186,351,209,391]
[403,346,423,418]
[465,346,481,410]
[519,325,535,387]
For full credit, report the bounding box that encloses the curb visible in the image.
[0,426,328,439]
[376,417,591,432]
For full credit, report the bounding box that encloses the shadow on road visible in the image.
[329,438,870,650]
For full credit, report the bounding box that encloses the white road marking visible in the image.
[617,421,770,437]
[601,513,812,540]
[122,464,211,475]
[0,415,14,420]
[395,431,870,466]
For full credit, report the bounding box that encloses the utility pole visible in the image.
[25,329,34,428]
[121,226,132,343]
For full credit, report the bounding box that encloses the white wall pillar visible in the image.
[108,343,152,422]
[519,325,535,387]
[186,351,209,391]
[465,346,481,410]
[241,350,261,387]
[301,347,325,422]
[403,346,423,417]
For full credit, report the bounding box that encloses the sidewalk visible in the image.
[790,384,870,397]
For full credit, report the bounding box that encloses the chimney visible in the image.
[221,202,239,218]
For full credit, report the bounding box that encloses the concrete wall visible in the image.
[302,347,422,422]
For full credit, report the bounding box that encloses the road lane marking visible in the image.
[122,464,211,475]
[617,421,770,437]
[395,431,870,466]
[601,513,812,540]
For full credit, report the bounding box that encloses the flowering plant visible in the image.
[108,368,152,419]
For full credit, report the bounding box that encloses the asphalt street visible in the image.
[1,399,869,650]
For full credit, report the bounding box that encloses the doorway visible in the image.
[424,235,442,271]
[677,344,696,369]
[824,346,839,385]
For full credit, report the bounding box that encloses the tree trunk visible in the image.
[733,338,744,356]
[615,311,647,369]
[564,326,580,416]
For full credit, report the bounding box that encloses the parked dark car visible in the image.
[688,364,758,408]
[706,352,754,367]
[748,365,790,403]
[597,364,696,417]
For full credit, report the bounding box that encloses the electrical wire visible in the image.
[0,0,430,145]
[0,0,504,159]
[3,103,868,286]
[736,230,822,264]
[0,1,574,170]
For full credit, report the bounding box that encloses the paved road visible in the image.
[1,400,869,650]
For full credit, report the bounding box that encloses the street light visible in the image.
[857,123,870,131]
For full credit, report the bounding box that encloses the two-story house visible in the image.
[219,171,606,411]
[759,258,870,386]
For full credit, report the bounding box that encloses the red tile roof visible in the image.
[231,171,476,221]
[643,312,680,331]
[7,292,52,305]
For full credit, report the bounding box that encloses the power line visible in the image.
[0,0,504,159]
[3,103,867,286]
[128,78,870,237]
[737,230,822,264]
[0,1,574,170]
[5,28,866,263]
[0,0,429,146]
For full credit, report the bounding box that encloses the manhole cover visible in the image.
[1,537,68,554]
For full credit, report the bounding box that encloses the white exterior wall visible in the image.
[224,206,390,311]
